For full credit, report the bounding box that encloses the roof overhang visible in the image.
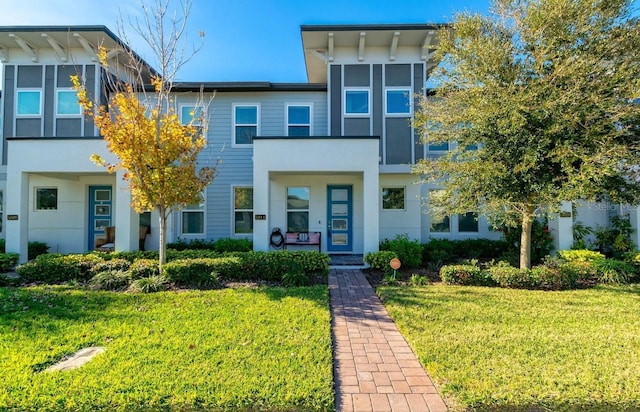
[300,23,450,83]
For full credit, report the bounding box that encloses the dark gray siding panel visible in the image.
[344,65,369,87]
[344,118,370,136]
[385,64,411,86]
[56,119,82,136]
[17,66,42,88]
[414,63,425,162]
[57,65,76,87]
[386,117,411,164]
[84,65,96,136]
[16,119,41,137]
[3,65,15,164]
[330,65,341,136]
[44,65,55,137]
[372,64,383,157]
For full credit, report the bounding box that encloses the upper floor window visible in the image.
[287,105,311,136]
[233,104,259,146]
[429,142,450,152]
[181,201,205,235]
[56,90,82,116]
[386,89,411,115]
[16,90,42,116]
[344,89,369,115]
[180,105,203,125]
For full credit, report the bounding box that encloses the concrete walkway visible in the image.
[329,269,448,412]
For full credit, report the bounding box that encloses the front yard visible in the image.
[378,284,640,411]
[0,285,333,411]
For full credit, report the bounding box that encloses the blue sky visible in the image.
[0,0,491,82]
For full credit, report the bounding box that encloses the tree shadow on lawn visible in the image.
[466,402,640,411]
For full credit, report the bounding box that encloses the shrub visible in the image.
[0,253,19,271]
[380,234,423,268]
[167,237,253,252]
[28,241,50,260]
[531,261,578,291]
[128,259,160,279]
[558,249,606,263]
[89,270,132,291]
[488,262,536,289]
[408,273,429,286]
[91,258,131,275]
[0,274,19,287]
[127,276,168,293]
[282,261,309,287]
[423,238,455,265]
[559,260,600,287]
[440,264,492,286]
[501,220,554,265]
[594,215,634,258]
[163,258,239,286]
[451,239,510,260]
[16,253,104,283]
[593,259,637,285]
[364,251,398,274]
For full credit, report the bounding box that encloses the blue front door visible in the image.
[88,186,113,250]
[327,185,352,252]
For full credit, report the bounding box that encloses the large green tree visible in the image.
[414,0,640,268]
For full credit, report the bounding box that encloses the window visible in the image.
[234,187,253,234]
[287,187,309,232]
[287,105,311,136]
[233,104,258,146]
[36,188,58,210]
[180,105,203,125]
[429,190,450,233]
[17,90,41,116]
[458,212,479,232]
[429,142,449,152]
[345,90,369,115]
[181,202,204,235]
[386,89,411,115]
[56,90,81,115]
[382,187,405,210]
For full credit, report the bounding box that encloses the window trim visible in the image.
[232,103,260,147]
[384,88,412,116]
[381,186,406,211]
[55,89,82,117]
[34,187,58,211]
[285,103,313,136]
[16,89,42,117]
[233,186,254,236]
[344,88,370,116]
[180,199,205,236]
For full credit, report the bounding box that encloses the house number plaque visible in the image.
[7,215,18,221]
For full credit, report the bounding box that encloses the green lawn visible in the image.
[0,286,333,411]
[378,284,640,412]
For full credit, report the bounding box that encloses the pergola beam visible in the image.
[73,33,97,61]
[421,30,435,61]
[41,33,68,62]
[8,33,38,62]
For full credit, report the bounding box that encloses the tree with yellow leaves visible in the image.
[73,0,214,270]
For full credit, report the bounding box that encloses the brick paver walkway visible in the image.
[329,269,448,412]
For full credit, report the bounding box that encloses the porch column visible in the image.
[252,170,270,252]
[627,205,640,248]
[362,169,379,254]
[5,172,29,263]
[549,200,574,252]
[114,170,139,251]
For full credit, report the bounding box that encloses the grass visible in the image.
[0,285,333,411]
[377,284,640,411]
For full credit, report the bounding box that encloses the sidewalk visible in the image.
[329,269,448,412]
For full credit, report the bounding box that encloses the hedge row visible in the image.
[15,250,329,287]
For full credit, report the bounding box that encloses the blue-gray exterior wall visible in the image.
[171,90,328,241]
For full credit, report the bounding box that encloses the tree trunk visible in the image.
[520,209,534,269]
[158,206,167,273]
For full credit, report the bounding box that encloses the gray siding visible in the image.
[84,65,96,136]
[385,64,411,86]
[344,65,370,87]
[3,65,15,164]
[386,117,411,164]
[171,90,328,241]
[414,63,425,162]
[16,119,41,137]
[44,65,55,137]
[56,119,82,136]
[373,64,383,156]
[330,65,341,135]
[57,65,76,87]
[17,65,42,88]
[344,118,370,136]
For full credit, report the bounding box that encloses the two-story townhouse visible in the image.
[1,23,637,262]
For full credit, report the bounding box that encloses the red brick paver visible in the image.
[330,269,448,412]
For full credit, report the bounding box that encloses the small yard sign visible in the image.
[390,258,401,280]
